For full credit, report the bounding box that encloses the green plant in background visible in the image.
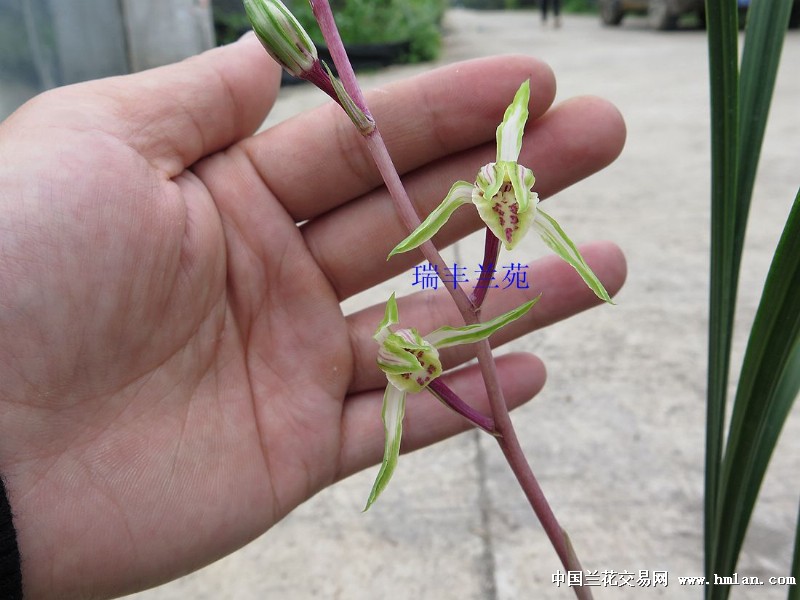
[214,9,253,45]
[457,0,537,9]
[287,0,446,62]
[704,0,800,595]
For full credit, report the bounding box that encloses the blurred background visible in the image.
[9,0,791,121]
[1,2,798,599]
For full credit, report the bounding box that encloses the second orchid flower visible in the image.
[389,80,611,304]
[367,293,538,510]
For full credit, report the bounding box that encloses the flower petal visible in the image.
[425,298,539,348]
[388,181,473,258]
[364,384,407,510]
[533,208,613,303]
[384,331,442,392]
[473,163,536,251]
[475,162,504,204]
[377,336,423,374]
[496,80,530,163]
[508,162,536,216]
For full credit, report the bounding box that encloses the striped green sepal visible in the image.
[533,209,613,304]
[496,80,530,163]
[364,384,406,511]
[425,298,539,349]
[388,181,473,258]
[374,293,400,343]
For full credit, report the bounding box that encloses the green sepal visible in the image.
[374,293,400,344]
[425,298,540,349]
[388,181,473,258]
[364,384,406,510]
[533,209,613,304]
[496,80,530,163]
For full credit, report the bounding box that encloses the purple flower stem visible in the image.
[469,227,501,310]
[310,0,474,317]
[309,2,591,595]
[309,0,371,118]
[473,342,594,600]
[302,61,338,101]
[427,379,497,435]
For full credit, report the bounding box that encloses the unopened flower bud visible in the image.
[244,0,317,77]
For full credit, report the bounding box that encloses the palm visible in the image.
[0,37,626,599]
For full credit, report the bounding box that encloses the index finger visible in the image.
[241,55,557,221]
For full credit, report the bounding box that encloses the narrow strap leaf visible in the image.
[364,384,406,510]
[425,298,539,349]
[713,190,800,583]
[704,0,741,575]
[496,80,530,163]
[533,209,613,304]
[388,181,473,258]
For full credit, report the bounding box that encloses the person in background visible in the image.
[541,0,563,27]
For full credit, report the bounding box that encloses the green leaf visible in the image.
[425,297,539,349]
[704,0,794,590]
[712,191,800,591]
[532,209,612,304]
[364,384,406,510]
[388,181,473,258]
[704,0,740,582]
[736,0,794,246]
[496,80,530,163]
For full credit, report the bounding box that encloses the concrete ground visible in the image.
[123,10,800,600]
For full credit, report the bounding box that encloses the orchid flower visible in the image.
[366,294,538,510]
[389,80,611,304]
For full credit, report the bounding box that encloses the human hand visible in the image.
[0,34,625,599]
